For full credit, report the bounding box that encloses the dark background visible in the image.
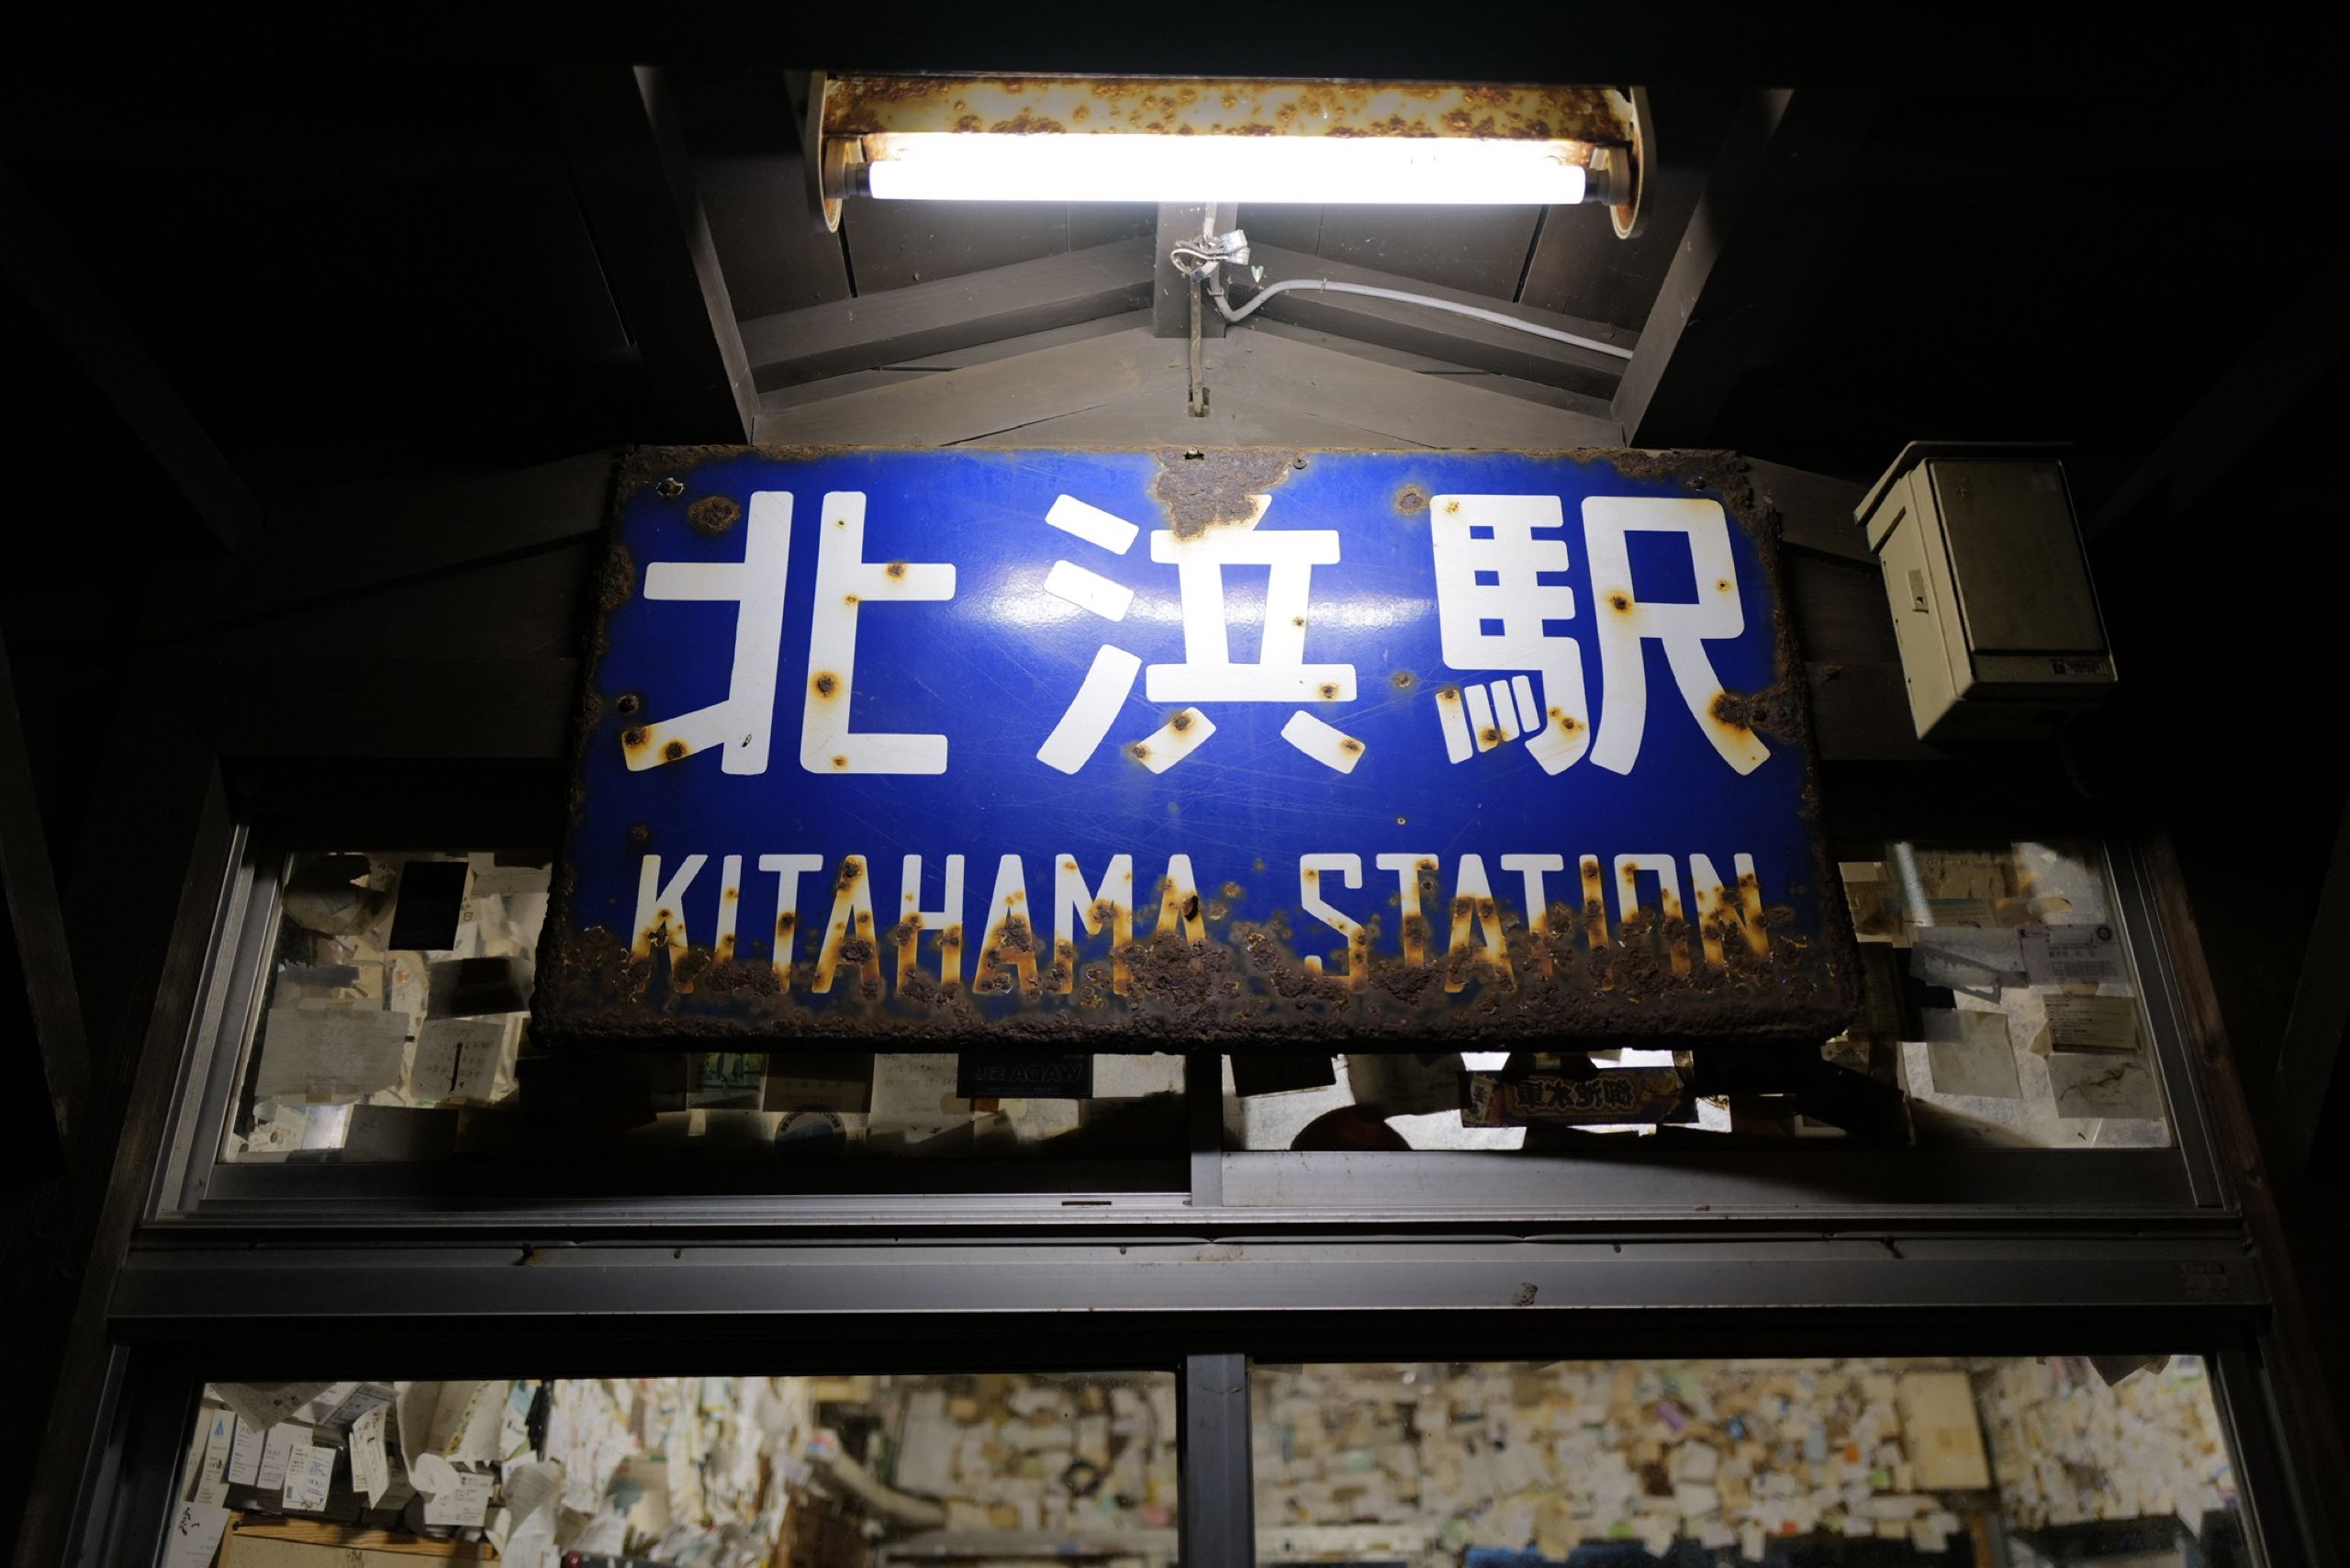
[4,2,2345,1555]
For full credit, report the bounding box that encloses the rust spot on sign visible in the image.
[1151,447,1298,539]
[1707,685,1797,740]
[687,495,741,534]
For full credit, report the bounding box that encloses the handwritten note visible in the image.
[421,1467,494,1527]
[280,1439,335,1512]
[161,1503,229,1568]
[499,1458,565,1527]
[2020,924,2129,986]
[1925,1010,2023,1098]
[225,1418,263,1486]
[2039,993,2141,1054]
[186,1411,231,1506]
[256,1423,302,1492]
[2049,1052,2165,1120]
[212,1382,335,1432]
[252,1010,409,1101]
[410,1017,507,1103]
[350,1406,389,1506]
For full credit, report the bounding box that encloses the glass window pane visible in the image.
[1252,1357,2244,1563]
[1222,839,2174,1153]
[172,1372,1178,1566]
[219,849,1186,1170]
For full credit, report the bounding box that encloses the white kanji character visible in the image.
[1036,491,1367,776]
[1428,493,1593,773]
[1035,495,1148,776]
[1427,493,1768,778]
[1147,500,1354,703]
[800,491,956,775]
[1583,496,1768,776]
[626,492,793,774]
[1147,496,1365,772]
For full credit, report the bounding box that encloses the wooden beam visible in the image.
[668,65,851,319]
[143,450,617,643]
[0,634,87,1146]
[1518,157,1707,330]
[1613,90,1876,446]
[0,163,262,553]
[758,323,1626,450]
[546,65,758,442]
[757,330,1187,447]
[1240,317,1619,423]
[1212,329,1618,448]
[1747,456,1873,563]
[1239,242,1636,398]
[2089,247,2350,537]
[1806,662,1941,762]
[879,309,1151,371]
[740,240,1153,389]
[2272,792,2350,1173]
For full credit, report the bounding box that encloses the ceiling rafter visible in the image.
[742,239,1155,389]
[546,64,758,444]
[1613,89,1877,448]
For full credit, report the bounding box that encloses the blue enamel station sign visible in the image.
[538,448,1855,1047]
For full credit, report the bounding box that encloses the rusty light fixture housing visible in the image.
[804,75,1651,237]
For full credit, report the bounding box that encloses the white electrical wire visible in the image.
[1210,275,1635,361]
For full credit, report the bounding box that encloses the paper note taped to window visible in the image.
[253,1009,410,1101]
[2048,1052,2164,1120]
[410,1017,507,1103]
[212,1381,335,1432]
[2038,993,2141,1054]
[1925,1011,2022,1098]
[2020,924,2128,986]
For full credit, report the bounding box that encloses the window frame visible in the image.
[148,825,2229,1230]
[74,1327,2313,1568]
[45,759,2328,1567]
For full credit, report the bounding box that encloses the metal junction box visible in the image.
[1855,442,2115,742]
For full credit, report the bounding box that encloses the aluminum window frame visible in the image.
[73,780,2330,1565]
[152,837,1198,1221]
[148,823,2231,1231]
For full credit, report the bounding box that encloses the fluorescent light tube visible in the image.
[861,132,1589,206]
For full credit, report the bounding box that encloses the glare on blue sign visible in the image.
[538,448,1855,1047]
